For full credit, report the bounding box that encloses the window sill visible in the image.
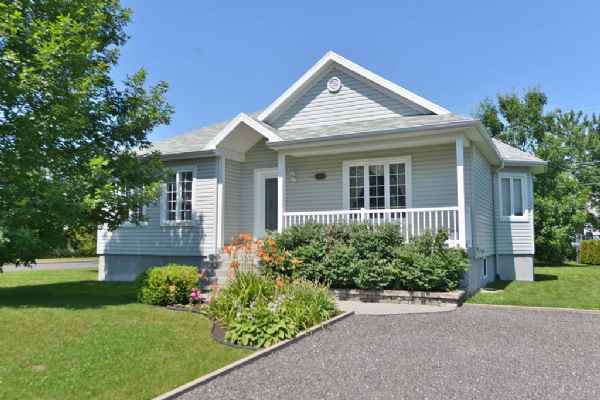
[160,221,196,228]
[500,215,529,222]
[120,222,149,228]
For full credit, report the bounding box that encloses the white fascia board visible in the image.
[206,113,281,150]
[258,50,450,123]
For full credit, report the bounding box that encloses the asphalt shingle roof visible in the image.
[491,138,546,164]
[147,114,546,167]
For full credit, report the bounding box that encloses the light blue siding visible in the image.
[470,146,495,256]
[270,67,430,130]
[97,158,217,256]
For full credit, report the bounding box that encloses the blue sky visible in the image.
[113,1,600,141]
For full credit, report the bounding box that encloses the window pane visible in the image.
[501,178,511,216]
[368,164,385,209]
[349,166,364,210]
[179,171,193,221]
[389,163,406,209]
[513,178,523,216]
[167,173,177,221]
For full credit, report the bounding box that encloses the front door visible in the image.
[264,178,278,232]
[254,168,279,238]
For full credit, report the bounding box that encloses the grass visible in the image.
[0,268,251,400]
[35,257,97,263]
[468,264,600,310]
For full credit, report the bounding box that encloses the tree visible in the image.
[477,88,598,263]
[0,0,173,266]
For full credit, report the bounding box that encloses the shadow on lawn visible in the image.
[534,274,559,282]
[0,280,137,309]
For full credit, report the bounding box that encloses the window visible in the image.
[343,157,411,210]
[482,257,488,279]
[164,170,194,223]
[499,174,528,220]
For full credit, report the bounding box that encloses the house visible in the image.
[97,51,547,291]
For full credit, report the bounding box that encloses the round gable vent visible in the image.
[327,76,342,93]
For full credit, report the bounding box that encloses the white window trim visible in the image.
[498,172,529,222]
[160,165,196,226]
[342,156,412,210]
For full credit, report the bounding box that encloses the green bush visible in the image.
[580,240,600,265]
[137,264,200,306]
[207,271,336,348]
[261,223,468,292]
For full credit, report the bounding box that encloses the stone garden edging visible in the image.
[330,288,466,305]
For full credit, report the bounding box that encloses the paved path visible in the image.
[178,305,600,400]
[2,259,97,272]
[337,300,456,315]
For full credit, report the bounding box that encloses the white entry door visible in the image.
[254,168,278,238]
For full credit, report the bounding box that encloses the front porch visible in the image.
[215,121,473,251]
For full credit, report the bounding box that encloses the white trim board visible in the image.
[207,113,281,150]
[258,51,450,123]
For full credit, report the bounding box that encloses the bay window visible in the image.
[343,157,411,210]
[499,173,528,220]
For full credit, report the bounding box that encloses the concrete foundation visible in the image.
[98,254,210,281]
[497,254,534,281]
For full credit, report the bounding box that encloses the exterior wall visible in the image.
[493,167,535,255]
[224,159,243,242]
[98,255,206,282]
[270,66,429,130]
[97,157,218,257]
[286,143,459,211]
[497,255,534,281]
[470,146,495,256]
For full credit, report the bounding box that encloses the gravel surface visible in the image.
[177,305,600,400]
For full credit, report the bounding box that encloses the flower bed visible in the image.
[259,223,468,292]
[206,271,337,348]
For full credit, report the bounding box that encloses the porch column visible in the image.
[216,155,225,251]
[456,134,467,249]
[277,153,286,232]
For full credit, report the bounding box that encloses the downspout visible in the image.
[493,160,505,279]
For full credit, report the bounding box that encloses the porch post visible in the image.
[216,155,225,251]
[277,153,286,233]
[456,134,467,249]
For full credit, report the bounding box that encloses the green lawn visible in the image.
[0,268,251,400]
[468,264,600,310]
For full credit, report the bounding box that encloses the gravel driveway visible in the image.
[178,305,600,400]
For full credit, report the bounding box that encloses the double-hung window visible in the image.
[499,173,528,221]
[164,169,194,224]
[343,157,411,210]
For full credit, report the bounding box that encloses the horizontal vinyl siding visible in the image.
[270,67,429,130]
[471,147,495,255]
[97,158,217,256]
[286,144,458,211]
[224,159,242,243]
[494,167,535,254]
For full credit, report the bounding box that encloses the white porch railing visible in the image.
[283,206,461,246]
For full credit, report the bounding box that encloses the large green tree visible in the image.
[0,0,172,266]
[477,88,599,263]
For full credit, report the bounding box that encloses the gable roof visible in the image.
[257,51,450,124]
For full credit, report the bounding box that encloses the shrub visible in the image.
[390,232,468,291]
[207,271,336,348]
[137,264,200,306]
[261,223,468,292]
[580,240,600,265]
